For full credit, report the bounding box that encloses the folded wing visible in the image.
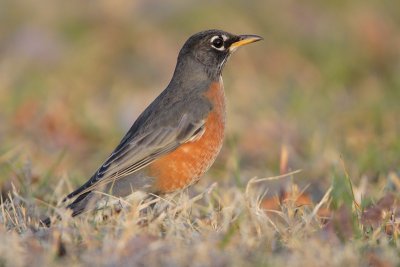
[63,113,205,204]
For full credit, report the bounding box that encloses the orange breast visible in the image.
[148,80,226,192]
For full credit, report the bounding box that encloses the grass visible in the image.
[1,169,399,266]
[1,0,400,266]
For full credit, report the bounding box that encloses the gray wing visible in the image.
[64,113,205,201]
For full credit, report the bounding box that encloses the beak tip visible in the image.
[230,34,263,50]
[241,34,263,42]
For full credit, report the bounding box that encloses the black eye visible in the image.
[212,37,224,49]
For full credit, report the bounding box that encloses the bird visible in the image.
[42,29,262,226]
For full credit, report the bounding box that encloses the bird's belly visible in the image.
[148,81,226,192]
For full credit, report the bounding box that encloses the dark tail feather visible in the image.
[39,191,92,227]
[66,191,92,217]
[62,174,97,203]
[40,216,52,227]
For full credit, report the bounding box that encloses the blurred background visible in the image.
[0,0,399,201]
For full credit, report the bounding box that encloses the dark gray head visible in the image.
[175,29,263,80]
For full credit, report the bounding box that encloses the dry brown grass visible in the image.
[1,170,399,266]
[1,0,400,266]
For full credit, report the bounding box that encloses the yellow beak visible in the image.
[229,34,263,51]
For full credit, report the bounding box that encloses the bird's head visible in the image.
[177,29,263,79]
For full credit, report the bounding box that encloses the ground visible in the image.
[0,0,400,266]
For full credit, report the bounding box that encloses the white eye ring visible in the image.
[210,35,226,51]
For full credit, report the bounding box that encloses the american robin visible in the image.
[45,29,262,223]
